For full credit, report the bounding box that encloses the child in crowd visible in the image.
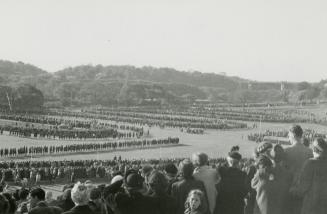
[184,189,209,214]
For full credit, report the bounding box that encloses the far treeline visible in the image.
[0,60,327,110]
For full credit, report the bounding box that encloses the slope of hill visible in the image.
[1,60,326,108]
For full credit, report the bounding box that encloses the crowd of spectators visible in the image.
[0,124,326,214]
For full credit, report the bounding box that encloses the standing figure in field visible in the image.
[192,152,219,214]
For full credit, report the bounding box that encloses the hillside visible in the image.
[0,60,326,108]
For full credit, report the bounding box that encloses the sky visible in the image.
[0,0,327,82]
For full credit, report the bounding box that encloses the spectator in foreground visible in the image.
[0,194,9,214]
[109,169,158,214]
[2,193,17,214]
[172,159,207,214]
[291,138,327,214]
[192,152,219,214]
[16,188,29,214]
[57,189,75,212]
[148,171,177,214]
[284,125,313,214]
[163,163,178,195]
[63,182,94,214]
[215,146,247,214]
[88,188,108,214]
[28,187,62,214]
[184,189,209,214]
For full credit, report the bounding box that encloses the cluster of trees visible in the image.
[1,60,327,107]
[0,84,44,110]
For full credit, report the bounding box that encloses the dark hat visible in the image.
[228,146,242,160]
[164,163,178,175]
[125,172,144,190]
[228,151,242,161]
[141,165,153,175]
[90,188,101,200]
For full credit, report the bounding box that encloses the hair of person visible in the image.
[179,159,194,179]
[71,182,89,205]
[271,143,284,162]
[192,152,208,166]
[185,189,208,213]
[313,137,327,157]
[164,163,178,175]
[289,124,303,138]
[148,171,168,195]
[256,154,273,169]
[30,188,45,201]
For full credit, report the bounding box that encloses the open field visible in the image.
[1,121,326,161]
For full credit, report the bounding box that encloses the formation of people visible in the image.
[247,128,327,144]
[0,124,326,214]
[0,137,179,157]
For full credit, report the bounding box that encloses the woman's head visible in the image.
[269,144,284,163]
[255,142,273,158]
[256,154,273,169]
[185,189,207,212]
[312,138,327,158]
[71,182,89,206]
[148,171,168,195]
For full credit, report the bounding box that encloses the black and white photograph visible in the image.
[0,1,327,214]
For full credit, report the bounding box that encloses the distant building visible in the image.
[280,82,285,91]
[248,83,252,90]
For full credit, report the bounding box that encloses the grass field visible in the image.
[1,121,326,161]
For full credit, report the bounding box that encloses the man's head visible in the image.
[30,188,45,208]
[124,169,144,192]
[288,125,303,143]
[192,153,208,167]
[179,159,194,179]
[148,171,168,195]
[164,163,178,178]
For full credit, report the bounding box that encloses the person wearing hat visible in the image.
[215,146,247,214]
[291,138,327,214]
[163,163,178,195]
[107,169,158,214]
[284,125,313,214]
